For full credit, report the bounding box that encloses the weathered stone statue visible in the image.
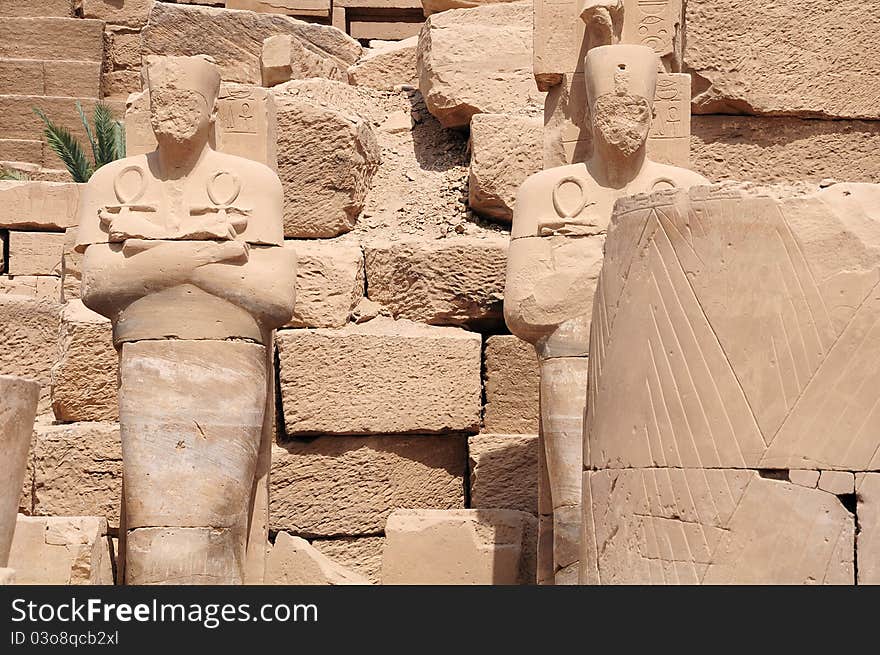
[0,375,39,584]
[582,182,880,584]
[77,55,296,585]
[504,42,707,584]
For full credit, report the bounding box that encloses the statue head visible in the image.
[144,55,221,145]
[585,45,658,157]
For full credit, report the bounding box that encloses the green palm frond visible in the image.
[114,120,126,162]
[93,103,121,167]
[76,101,100,168]
[0,167,29,181]
[33,108,93,183]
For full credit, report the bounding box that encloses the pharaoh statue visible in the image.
[504,5,707,584]
[76,55,296,585]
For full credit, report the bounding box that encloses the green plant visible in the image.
[33,101,126,183]
[0,167,29,181]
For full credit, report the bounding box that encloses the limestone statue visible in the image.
[76,55,296,585]
[504,42,707,584]
[0,375,39,584]
[582,182,880,584]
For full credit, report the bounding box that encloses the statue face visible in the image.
[149,86,213,143]
[591,93,652,157]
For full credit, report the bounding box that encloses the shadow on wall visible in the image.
[407,90,470,172]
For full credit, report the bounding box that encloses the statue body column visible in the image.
[77,55,296,584]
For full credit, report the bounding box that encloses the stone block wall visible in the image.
[2,0,879,584]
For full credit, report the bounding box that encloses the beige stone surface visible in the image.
[141,2,361,85]
[7,232,64,277]
[381,509,529,584]
[103,70,144,99]
[261,34,346,87]
[1,96,100,156]
[0,0,75,17]
[311,536,384,584]
[0,276,60,301]
[691,116,880,185]
[587,184,880,471]
[0,296,61,412]
[789,470,819,489]
[285,240,364,329]
[8,515,114,585]
[0,18,104,62]
[0,377,39,567]
[483,335,539,434]
[422,0,521,14]
[278,319,481,434]
[105,27,143,71]
[686,0,880,119]
[364,236,507,328]
[274,80,380,237]
[83,0,154,27]
[31,421,122,529]
[469,114,543,223]
[0,181,79,231]
[468,434,538,515]
[267,532,371,585]
[586,469,854,584]
[62,227,81,302]
[347,36,418,91]
[856,473,880,585]
[228,0,331,16]
[270,436,466,535]
[417,3,543,128]
[818,471,854,496]
[51,300,117,423]
[0,59,101,98]
[0,568,14,584]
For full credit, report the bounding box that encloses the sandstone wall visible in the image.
[2,0,878,584]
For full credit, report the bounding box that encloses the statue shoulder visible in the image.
[518,163,592,197]
[512,163,596,238]
[649,162,710,190]
[86,154,150,191]
[209,151,282,195]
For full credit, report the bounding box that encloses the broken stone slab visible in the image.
[274,79,380,237]
[7,231,64,277]
[311,536,384,584]
[417,2,544,128]
[82,0,154,27]
[228,0,331,17]
[0,295,62,413]
[364,235,507,329]
[8,515,114,585]
[271,435,466,536]
[141,2,361,86]
[818,471,855,496]
[381,508,531,584]
[692,115,880,185]
[468,434,538,515]
[0,59,101,98]
[421,0,522,14]
[50,300,117,423]
[0,181,80,231]
[104,26,143,71]
[266,532,371,584]
[483,335,539,434]
[0,17,104,62]
[277,318,481,434]
[347,36,418,91]
[31,421,122,529]
[0,276,61,301]
[586,469,854,585]
[261,34,346,87]
[284,240,364,329]
[856,473,880,585]
[686,0,880,119]
[468,113,543,222]
[789,470,820,488]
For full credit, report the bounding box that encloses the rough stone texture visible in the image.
[0,181,79,230]
[51,300,117,423]
[686,0,880,119]
[417,3,543,128]
[102,70,142,100]
[0,0,75,17]
[856,473,880,585]
[347,36,418,91]
[271,436,466,535]
[8,515,114,585]
[0,276,61,301]
[83,0,154,27]
[277,319,481,434]
[61,227,81,302]
[468,114,543,222]
[0,296,62,412]
[285,240,364,329]
[7,231,64,276]
[586,469,854,584]
[267,532,371,584]
[483,335,539,434]
[0,59,101,98]
[228,0,331,16]
[364,236,507,329]
[311,536,384,584]
[31,422,122,529]
[0,18,104,62]
[105,27,143,71]
[381,509,530,584]
[691,116,880,185]
[0,568,13,584]
[468,434,538,515]
[818,471,854,496]
[261,34,346,87]
[141,2,361,86]
[274,80,380,237]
